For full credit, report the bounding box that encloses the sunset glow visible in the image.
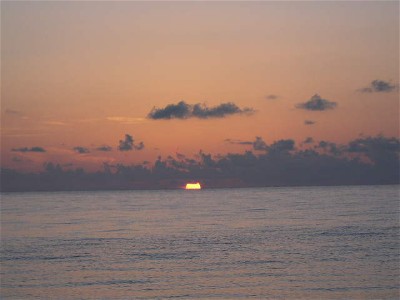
[1,1,398,191]
[185,183,202,190]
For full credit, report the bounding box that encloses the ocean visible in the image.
[1,185,399,299]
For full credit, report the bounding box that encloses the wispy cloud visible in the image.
[266,94,279,100]
[12,146,46,153]
[73,146,90,154]
[148,101,255,120]
[42,121,68,126]
[96,145,113,152]
[304,120,316,125]
[225,138,253,145]
[106,117,146,124]
[296,94,337,111]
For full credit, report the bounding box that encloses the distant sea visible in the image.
[1,185,399,299]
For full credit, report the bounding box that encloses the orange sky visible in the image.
[1,1,399,172]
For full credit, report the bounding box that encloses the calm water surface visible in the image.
[1,186,399,299]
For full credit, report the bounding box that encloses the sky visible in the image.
[1,1,399,190]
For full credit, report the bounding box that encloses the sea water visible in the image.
[1,185,399,299]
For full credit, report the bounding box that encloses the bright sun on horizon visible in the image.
[185,182,202,190]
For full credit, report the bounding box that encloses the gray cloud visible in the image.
[251,137,295,153]
[303,137,314,144]
[269,139,295,153]
[304,120,316,125]
[148,101,255,120]
[316,141,342,156]
[296,94,337,111]
[359,80,397,93]
[225,138,253,145]
[347,135,399,165]
[266,94,278,100]
[73,146,90,154]
[253,136,268,151]
[96,145,113,152]
[12,147,46,153]
[118,134,144,151]
[2,135,399,191]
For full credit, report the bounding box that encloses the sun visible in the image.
[185,182,202,190]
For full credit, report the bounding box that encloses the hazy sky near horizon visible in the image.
[1,1,399,172]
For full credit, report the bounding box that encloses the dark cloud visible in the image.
[359,80,397,93]
[296,94,337,111]
[266,94,278,100]
[303,137,314,144]
[73,146,90,154]
[96,145,113,152]
[135,142,145,150]
[2,135,399,192]
[147,101,255,120]
[252,137,295,153]
[118,134,144,151]
[12,147,46,153]
[253,136,268,151]
[269,139,295,154]
[304,120,316,125]
[119,134,134,151]
[316,141,342,156]
[348,135,400,153]
[347,136,400,165]
[148,101,191,120]
[225,138,253,145]
[176,153,186,160]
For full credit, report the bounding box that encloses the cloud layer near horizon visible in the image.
[148,101,255,120]
[2,135,398,191]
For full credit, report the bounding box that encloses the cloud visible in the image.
[359,80,397,93]
[251,137,295,153]
[304,120,316,125]
[315,140,342,156]
[266,94,278,100]
[296,94,337,111]
[347,135,400,165]
[96,145,113,152]
[253,136,268,151]
[106,117,146,124]
[73,146,90,154]
[225,138,253,145]
[147,101,255,120]
[303,137,314,144]
[2,135,399,191]
[42,121,68,126]
[347,136,398,153]
[12,147,46,153]
[269,139,295,153]
[118,134,144,151]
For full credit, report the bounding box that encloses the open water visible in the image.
[1,185,399,299]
